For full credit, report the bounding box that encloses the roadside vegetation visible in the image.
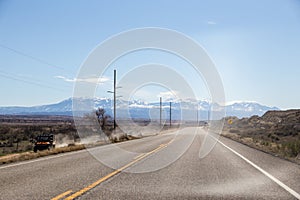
[0,115,77,156]
[0,108,176,165]
[0,144,86,165]
[222,109,300,164]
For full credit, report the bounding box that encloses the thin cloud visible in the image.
[157,90,179,100]
[55,75,109,84]
[207,21,217,25]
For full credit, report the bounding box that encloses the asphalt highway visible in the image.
[1,127,299,199]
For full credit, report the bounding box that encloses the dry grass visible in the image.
[221,130,300,165]
[0,144,86,165]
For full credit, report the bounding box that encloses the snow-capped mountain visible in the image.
[0,97,279,119]
[226,102,279,118]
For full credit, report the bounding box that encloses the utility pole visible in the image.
[113,69,116,129]
[169,102,172,127]
[196,103,199,125]
[106,70,122,130]
[107,70,117,129]
[207,103,210,125]
[160,97,162,128]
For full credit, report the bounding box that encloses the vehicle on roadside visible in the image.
[33,134,55,152]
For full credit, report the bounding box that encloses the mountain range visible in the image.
[0,98,279,120]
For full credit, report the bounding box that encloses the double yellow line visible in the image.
[51,140,173,200]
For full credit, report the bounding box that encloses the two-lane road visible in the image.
[1,127,300,199]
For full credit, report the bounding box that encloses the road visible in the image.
[0,127,300,199]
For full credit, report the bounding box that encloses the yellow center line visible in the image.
[133,153,146,160]
[60,141,171,200]
[51,190,72,200]
[167,138,175,145]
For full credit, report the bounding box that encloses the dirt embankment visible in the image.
[0,144,86,165]
[222,109,300,164]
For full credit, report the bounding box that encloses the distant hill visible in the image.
[0,98,279,119]
[223,109,300,162]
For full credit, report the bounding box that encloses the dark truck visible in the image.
[33,134,55,152]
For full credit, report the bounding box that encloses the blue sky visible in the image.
[0,0,300,109]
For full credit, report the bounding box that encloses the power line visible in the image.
[0,70,69,92]
[0,68,69,88]
[0,43,65,70]
[0,43,77,92]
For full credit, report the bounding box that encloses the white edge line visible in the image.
[212,135,300,199]
[0,148,87,170]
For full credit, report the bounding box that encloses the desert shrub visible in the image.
[283,140,300,157]
[292,132,298,137]
[270,135,280,141]
[268,133,272,138]
[25,144,33,151]
[260,141,269,146]
[229,129,240,134]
